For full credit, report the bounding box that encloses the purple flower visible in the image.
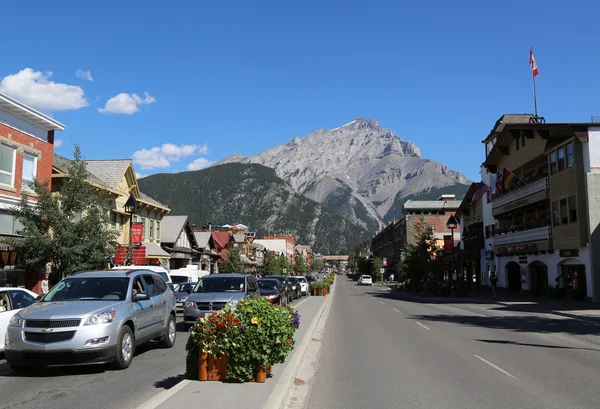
[239,324,245,330]
[291,310,300,329]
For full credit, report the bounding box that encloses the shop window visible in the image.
[549,151,557,174]
[557,147,565,171]
[560,199,568,224]
[21,154,36,191]
[0,145,15,187]
[552,201,560,226]
[568,196,577,222]
[566,142,574,168]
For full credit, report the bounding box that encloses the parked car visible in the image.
[174,282,194,313]
[358,275,373,286]
[290,276,302,299]
[258,279,285,305]
[4,269,177,372]
[183,274,260,329]
[0,288,39,353]
[268,275,294,304]
[305,274,316,283]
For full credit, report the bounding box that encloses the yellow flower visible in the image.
[251,316,259,325]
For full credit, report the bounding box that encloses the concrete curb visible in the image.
[135,379,191,409]
[263,281,335,409]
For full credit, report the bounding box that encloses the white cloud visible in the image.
[98,92,156,114]
[187,157,215,171]
[135,172,147,179]
[75,69,94,82]
[0,68,88,111]
[54,139,63,147]
[132,143,206,170]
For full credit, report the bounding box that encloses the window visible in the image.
[552,201,560,226]
[156,221,161,242]
[0,145,15,186]
[0,211,22,235]
[550,151,557,174]
[142,217,146,239]
[568,196,577,222]
[557,146,565,171]
[118,214,124,230]
[21,154,36,191]
[8,290,36,309]
[142,275,161,297]
[566,142,574,168]
[560,199,568,224]
[110,212,117,229]
[150,219,154,240]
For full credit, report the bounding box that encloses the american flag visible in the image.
[471,182,490,206]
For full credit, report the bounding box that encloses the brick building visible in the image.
[0,92,64,289]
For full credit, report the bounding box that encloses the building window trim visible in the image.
[0,144,16,188]
[21,153,37,192]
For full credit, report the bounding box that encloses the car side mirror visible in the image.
[35,295,43,301]
[133,292,149,302]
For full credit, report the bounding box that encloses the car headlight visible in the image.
[228,299,240,309]
[185,300,196,308]
[84,309,116,326]
[177,297,188,302]
[267,294,278,299]
[9,313,24,327]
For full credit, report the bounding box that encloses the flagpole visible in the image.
[531,46,538,118]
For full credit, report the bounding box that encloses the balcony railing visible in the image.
[493,225,552,246]
[492,177,549,209]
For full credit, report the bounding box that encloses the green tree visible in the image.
[312,259,325,272]
[371,257,384,282]
[8,145,119,280]
[399,216,437,289]
[294,253,307,275]
[264,252,282,275]
[220,245,244,273]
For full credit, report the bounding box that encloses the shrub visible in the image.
[309,281,330,295]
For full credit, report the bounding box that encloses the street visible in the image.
[308,274,600,409]
[0,297,309,409]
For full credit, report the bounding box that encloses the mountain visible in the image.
[215,118,471,231]
[138,163,370,253]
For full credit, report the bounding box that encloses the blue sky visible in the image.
[1,1,598,181]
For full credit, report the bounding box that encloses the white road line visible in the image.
[416,322,430,330]
[393,308,400,312]
[135,379,190,409]
[293,297,310,308]
[379,300,385,305]
[474,355,518,380]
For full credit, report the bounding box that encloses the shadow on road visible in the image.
[475,338,600,352]
[407,313,600,338]
[154,374,184,389]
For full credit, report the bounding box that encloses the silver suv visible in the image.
[183,274,259,329]
[4,269,177,372]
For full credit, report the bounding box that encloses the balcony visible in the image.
[493,225,552,246]
[492,177,549,213]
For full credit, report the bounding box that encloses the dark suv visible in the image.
[268,275,294,304]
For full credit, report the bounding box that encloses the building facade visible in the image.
[160,215,199,269]
[0,92,64,289]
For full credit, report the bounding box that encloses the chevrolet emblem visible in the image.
[41,328,53,333]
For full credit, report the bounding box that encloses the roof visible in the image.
[403,199,462,211]
[160,215,189,243]
[232,234,246,243]
[212,231,230,250]
[139,192,167,208]
[0,91,66,131]
[84,160,132,189]
[194,232,212,248]
[53,154,115,191]
[144,242,171,258]
[483,114,535,143]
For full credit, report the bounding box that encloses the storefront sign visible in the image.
[560,249,579,258]
[502,198,529,213]
[443,235,452,251]
[526,244,538,251]
[131,222,143,246]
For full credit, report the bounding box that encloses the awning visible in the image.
[144,242,171,259]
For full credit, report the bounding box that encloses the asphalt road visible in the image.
[308,274,600,409]
[0,296,308,409]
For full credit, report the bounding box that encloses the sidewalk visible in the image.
[137,290,333,409]
[384,287,600,322]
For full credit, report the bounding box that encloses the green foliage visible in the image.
[371,257,384,282]
[264,253,291,275]
[312,259,325,271]
[357,257,371,276]
[138,163,370,253]
[7,145,118,279]
[294,253,307,275]
[220,245,244,274]
[308,281,330,295]
[398,216,437,285]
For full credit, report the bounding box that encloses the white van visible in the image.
[111,265,174,290]
[170,264,210,285]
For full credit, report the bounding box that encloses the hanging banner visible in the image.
[383,258,388,267]
[443,235,453,251]
[131,222,143,246]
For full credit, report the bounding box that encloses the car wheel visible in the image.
[159,314,177,348]
[112,325,135,370]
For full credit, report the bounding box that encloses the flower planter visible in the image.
[313,287,318,296]
[198,349,228,382]
[256,366,267,383]
[322,288,328,296]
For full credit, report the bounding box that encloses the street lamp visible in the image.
[124,193,139,266]
[446,214,458,293]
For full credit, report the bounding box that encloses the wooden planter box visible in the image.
[198,349,267,383]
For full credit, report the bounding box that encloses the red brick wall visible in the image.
[0,123,53,197]
[406,211,459,246]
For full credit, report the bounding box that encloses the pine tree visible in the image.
[294,253,307,275]
[220,245,244,273]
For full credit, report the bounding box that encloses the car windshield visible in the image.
[175,283,193,293]
[43,277,129,301]
[171,275,188,284]
[194,276,245,293]
[258,280,279,290]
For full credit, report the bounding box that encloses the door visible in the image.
[132,276,155,340]
[247,276,259,298]
[142,274,166,335]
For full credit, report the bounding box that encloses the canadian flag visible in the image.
[530,49,539,77]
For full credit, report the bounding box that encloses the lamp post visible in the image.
[124,193,139,266]
[446,214,458,294]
